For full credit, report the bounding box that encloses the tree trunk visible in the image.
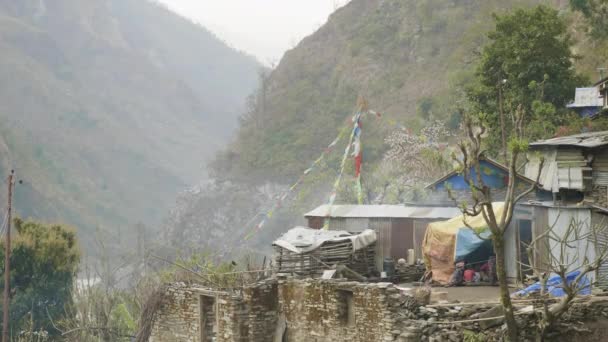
[493,235,519,341]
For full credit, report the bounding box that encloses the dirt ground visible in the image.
[438,285,503,303]
[563,319,608,342]
[398,283,515,303]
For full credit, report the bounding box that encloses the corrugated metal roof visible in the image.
[526,150,557,191]
[304,205,461,219]
[530,131,608,148]
[526,149,589,191]
[567,88,603,108]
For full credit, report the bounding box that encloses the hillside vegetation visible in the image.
[0,0,260,250]
[226,0,564,182]
[221,0,608,181]
[168,0,608,254]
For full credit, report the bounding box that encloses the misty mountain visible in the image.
[0,0,260,249]
[226,0,562,182]
[164,0,608,255]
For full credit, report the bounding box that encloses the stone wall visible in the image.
[242,281,279,341]
[278,280,401,342]
[394,294,608,342]
[149,283,204,342]
[149,280,608,342]
[149,280,278,342]
[278,281,608,342]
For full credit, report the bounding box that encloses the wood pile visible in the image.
[274,240,376,277]
[395,263,426,283]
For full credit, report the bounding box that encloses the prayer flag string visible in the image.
[237,106,382,244]
[322,111,362,230]
[240,121,353,241]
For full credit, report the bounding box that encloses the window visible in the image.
[199,295,217,342]
[336,290,355,326]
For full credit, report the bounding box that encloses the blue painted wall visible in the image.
[433,160,508,191]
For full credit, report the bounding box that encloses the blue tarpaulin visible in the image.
[424,203,505,284]
[455,228,492,261]
[513,271,591,297]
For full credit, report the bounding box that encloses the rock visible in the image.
[398,332,421,342]
[415,287,432,305]
[447,309,459,316]
[447,332,459,342]
[431,291,448,302]
[478,305,505,330]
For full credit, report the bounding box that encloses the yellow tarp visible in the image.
[422,202,505,284]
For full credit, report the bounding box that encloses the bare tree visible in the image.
[448,107,542,341]
[372,120,452,203]
[521,215,608,339]
[49,231,138,341]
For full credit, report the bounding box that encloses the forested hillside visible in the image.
[218,0,607,182]
[226,0,557,181]
[0,0,260,250]
[165,0,608,255]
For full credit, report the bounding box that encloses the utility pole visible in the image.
[2,170,14,342]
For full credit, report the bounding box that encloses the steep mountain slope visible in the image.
[168,0,608,255]
[0,0,260,249]
[225,0,570,182]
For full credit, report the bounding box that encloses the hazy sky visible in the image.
[158,0,350,64]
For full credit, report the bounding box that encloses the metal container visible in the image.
[383,257,395,277]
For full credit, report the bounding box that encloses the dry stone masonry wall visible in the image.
[149,281,277,342]
[149,283,202,342]
[278,280,400,342]
[149,279,608,342]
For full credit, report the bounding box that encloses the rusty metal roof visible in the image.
[530,131,608,148]
[304,205,461,219]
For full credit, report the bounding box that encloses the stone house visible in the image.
[147,278,608,342]
[148,279,402,342]
[149,281,278,342]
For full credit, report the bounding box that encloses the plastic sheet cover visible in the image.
[513,271,591,297]
[273,226,377,254]
[423,203,505,284]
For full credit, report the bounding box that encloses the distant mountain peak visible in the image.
[0,0,260,252]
